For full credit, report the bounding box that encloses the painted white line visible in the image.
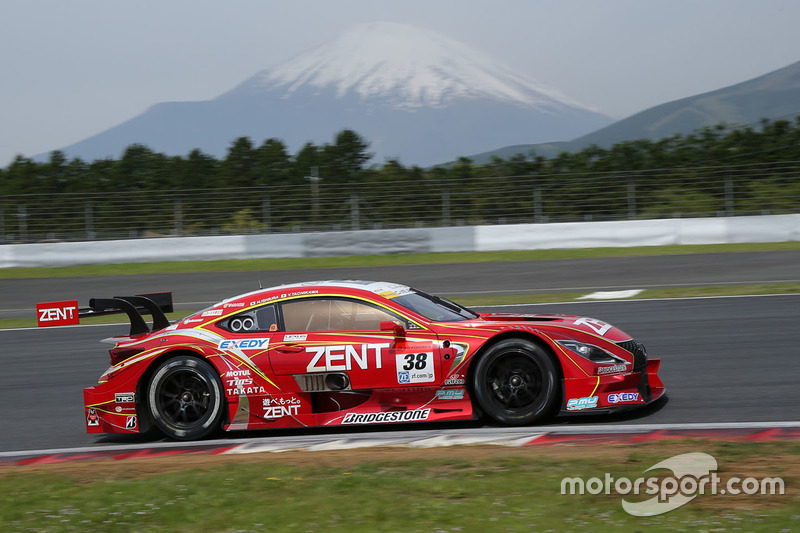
[474,292,800,308]
[578,289,643,300]
[448,279,800,296]
[407,434,543,448]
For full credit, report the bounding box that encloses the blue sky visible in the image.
[2,0,799,166]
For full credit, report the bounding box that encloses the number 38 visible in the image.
[402,352,428,371]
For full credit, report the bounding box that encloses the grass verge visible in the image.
[2,241,799,279]
[0,440,796,532]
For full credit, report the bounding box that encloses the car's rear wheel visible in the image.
[147,356,224,440]
[472,338,558,425]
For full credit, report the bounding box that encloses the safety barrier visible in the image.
[1,214,798,268]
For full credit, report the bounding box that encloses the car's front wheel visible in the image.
[471,338,558,425]
[147,356,224,440]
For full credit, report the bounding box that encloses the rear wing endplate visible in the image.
[36,292,173,336]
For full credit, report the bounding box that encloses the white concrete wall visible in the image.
[1,214,797,268]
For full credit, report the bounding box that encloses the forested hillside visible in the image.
[1,120,799,242]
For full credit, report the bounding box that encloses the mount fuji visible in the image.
[51,22,614,166]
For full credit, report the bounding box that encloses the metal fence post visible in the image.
[351,191,360,230]
[627,178,637,219]
[262,194,271,233]
[19,205,27,242]
[85,202,95,240]
[725,176,734,216]
[442,190,451,226]
[175,199,183,236]
[533,183,542,223]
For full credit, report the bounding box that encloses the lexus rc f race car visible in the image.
[37,281,665,440]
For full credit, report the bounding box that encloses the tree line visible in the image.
[1,119,799,241]
[2,118,800,195]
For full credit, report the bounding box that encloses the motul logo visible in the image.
[36,301,79,327]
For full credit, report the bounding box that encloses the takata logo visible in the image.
[36,301,79,327]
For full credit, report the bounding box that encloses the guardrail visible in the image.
[1,214,797,268]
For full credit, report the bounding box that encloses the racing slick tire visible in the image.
[147,356,224,440]
[472,338,558,425]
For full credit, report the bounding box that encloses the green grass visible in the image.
[1,441,797,532]
[3,241,799,279]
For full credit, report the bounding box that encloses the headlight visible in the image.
[556,339,627,365]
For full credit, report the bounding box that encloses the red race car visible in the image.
[38,281,665,440]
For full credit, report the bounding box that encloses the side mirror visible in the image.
[380,320,406,338]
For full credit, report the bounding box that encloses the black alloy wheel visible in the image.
[472,338,558,425]
[147,356,224,440]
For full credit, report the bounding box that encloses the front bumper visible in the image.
[560,358,665,415]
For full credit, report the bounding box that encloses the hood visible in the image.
[477,312,632,342]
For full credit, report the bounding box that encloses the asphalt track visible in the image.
[1,251,798,453]
[2,250,800,320]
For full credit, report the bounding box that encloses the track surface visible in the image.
[2,250,800,320]
[1,251,798,453]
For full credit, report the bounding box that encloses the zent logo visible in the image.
[36,301,79,327]
[306,343,390,372]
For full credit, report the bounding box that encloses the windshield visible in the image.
[393,290,479,322]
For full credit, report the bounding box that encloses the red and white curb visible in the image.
[2,422,799,466]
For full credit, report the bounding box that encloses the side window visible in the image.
[218,304,278,333]
[281,298,404,332]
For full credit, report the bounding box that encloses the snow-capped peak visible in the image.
[227,22,597,112]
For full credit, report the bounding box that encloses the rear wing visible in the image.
[36,292,173,336]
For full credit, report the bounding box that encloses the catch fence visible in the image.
[2,161,799,243]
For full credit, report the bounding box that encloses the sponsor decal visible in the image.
[250,290,320,306]
[224,302,245,308]
[435,389,465,400]
[395,351,435,384]
[608,392,639,404]
[574,317,613,336]
[115,392,135,403]
[226,383,267,396]
[567,396,599,411]
[225,371,266,395]
[282,290,318,298]
[263,396,301,407]
[597,364,628,375]
[183,318,203,324]
[284,334,307,342]
[125,416,137,430]
[342,409,431,425]
[444,374,466,386]
[306,343,390,372]
[202,309,224,317]
[263,404,300,419]
[218,338,270,350]
[87,408,100,426]
[36,300,79,327]
[262,398,301,419]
